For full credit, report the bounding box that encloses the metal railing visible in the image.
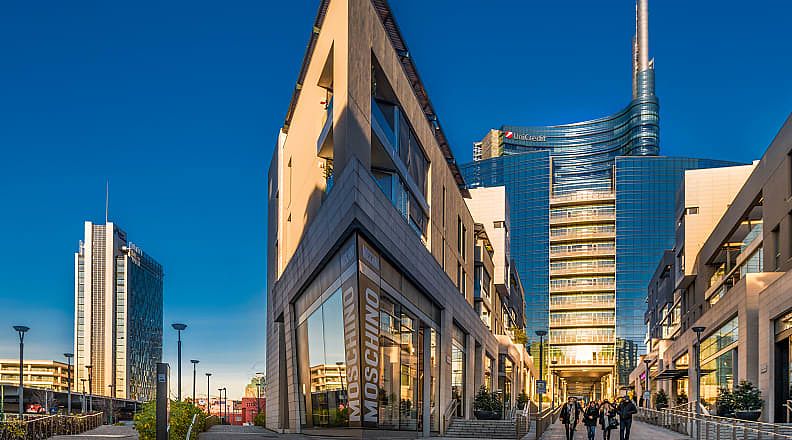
[1,412,104,440]
[534,404,562,439]
[637,405,792,439]
[785,400,792,423]
[440,399,459,435]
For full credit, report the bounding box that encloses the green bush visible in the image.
[715,388,736,416]
[675,391,688,406]
[733,380,763,411]
[516,392,530,410]
[654,389,669,408]
[472,385,504,414]
[0,419,26,440]
[134,401,208,440]
[253,411,266,427]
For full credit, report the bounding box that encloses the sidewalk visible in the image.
[539,419,691,440]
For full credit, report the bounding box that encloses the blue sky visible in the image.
[0,0,789,400]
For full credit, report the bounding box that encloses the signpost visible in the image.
[536,380,547,396]
[156,363,170,440]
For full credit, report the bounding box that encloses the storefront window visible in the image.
[499,355,514,409]
[296,289,348,427]
[700,317,738,361]
[451,325,466,417]
[701,349,736,409]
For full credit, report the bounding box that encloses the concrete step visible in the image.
[444,418,517,438]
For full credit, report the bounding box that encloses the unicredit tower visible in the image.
[462,0,741,397]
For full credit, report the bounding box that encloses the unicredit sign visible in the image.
[503,131,546,142]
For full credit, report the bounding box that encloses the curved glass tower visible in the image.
[463,0,743,398]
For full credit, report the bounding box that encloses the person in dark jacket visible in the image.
[617,396,638,440]
[599,400,617,440]
[560,397,582,440]
[583,400,600,440]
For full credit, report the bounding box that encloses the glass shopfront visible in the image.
[774,310,792,421]
[295,235,440,431]
[451,324,466,417]
[699,317,738,409]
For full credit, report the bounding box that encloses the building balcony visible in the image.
[549,334,616,345]
[550,191,615,207]
[550,212,616,225]
[549,263,615,277]
[550,247,615,259]
[550,230,615,243]
[549,296,615,311]
[316,98,333,159]
[550,280,615,293]
[550,316,615,328]
[548,356,615,366]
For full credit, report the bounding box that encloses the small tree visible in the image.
[516,392,530,410]
[654,389,669,409]
[473,386,493,412]
[715,387,736,416]
[675,391,688,406]
[732,380,763,411]
[134,400,207,440]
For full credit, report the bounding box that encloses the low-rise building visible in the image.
[0,359,73,392]
[631,114,792,422]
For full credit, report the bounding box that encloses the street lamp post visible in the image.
[85,365,93,412]
[535,330,547,414]
[107,385,115,424]
[205,373,212,415]
[190,360,199,405]
[218,388,224,424]
[692,326,706,440]
[64,353,74,414]
[644,358,652,408]
[13,326,30,416]
[223,388,227,423]
[171,323,187,401]
[80,379,87,413]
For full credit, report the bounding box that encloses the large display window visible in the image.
[295,235,440,431]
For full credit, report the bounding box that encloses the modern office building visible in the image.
[74,221,164,401]
[0,359,73,392]
[265,0,534,435]
[631,115,792,422]
[460,0,743,397]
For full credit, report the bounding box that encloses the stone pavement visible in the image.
[199,425,279,440]
[49,424,138,440]
[539,419,691,440]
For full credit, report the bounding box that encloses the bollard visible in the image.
[156,363,170,440]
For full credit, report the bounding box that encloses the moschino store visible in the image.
[294,234,443,432]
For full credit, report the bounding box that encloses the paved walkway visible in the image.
[539,419,691,440]
[50,425,138,440]
[199,426,279,440]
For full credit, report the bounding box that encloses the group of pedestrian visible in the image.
[559,395,638,440]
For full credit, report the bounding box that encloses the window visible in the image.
[685,207,699,215]
[457,263,465,295]
[457,217,467,261]
[442,186,446,229]
[773,226,781,270]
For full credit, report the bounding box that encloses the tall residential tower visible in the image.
[74,221,163,401]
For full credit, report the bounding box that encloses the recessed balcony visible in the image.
[550,191,615,207]
[550,229,615,243]
[550,212,616,225]
[550,246,616,260]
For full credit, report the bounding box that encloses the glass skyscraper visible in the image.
[461,0,743,396]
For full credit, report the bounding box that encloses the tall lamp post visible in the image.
[64,353,74,414]
[643,358,652,408]
[205,373,212,415]
[190,360,199,405]
[222,388,227,423]
[218,388,225,424]
[171,323,187,401]
[535,330,547,414]
[692,326,706,440]
[80,379,87,413]
[13,326,30,416]
[85,365,93,412]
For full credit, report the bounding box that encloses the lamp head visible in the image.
[692,326,706,334]
[206,372,212,377]
[535,330,547,337]
[172,323,187,331]
[190,359,200,364]
[13,325,30,334]
[64,353,74,359]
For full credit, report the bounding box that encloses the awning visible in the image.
[654,369,688,380]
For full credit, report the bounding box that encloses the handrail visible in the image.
[638,406,792,440]
[0,412,104,440]
[534,404,562,440]
[440,399,459,435]
[185,413,198,440]
[786,399,792,423]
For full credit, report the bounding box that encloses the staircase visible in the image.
[444,418,518,439]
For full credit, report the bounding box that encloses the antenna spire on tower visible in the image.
[105,180,109,224]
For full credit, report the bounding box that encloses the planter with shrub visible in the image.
[134,400,208,440]
[675,391,688,406]
[654,389,669,410]
[473,386,503,420]
[715,388,736,417]
[732,381,763,421]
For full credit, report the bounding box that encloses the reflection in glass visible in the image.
[451,326,466,417]
[297,289,348,428]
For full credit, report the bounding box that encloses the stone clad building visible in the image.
[265,0,534,435]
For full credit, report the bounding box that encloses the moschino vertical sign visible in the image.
[343,236,381,428]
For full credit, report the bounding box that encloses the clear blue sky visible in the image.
[0,0,789,400]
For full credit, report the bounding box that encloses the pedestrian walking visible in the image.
[617,396,637,440]
[560,397,582,440]
[600,400,617,440]
[583,400,599,440]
